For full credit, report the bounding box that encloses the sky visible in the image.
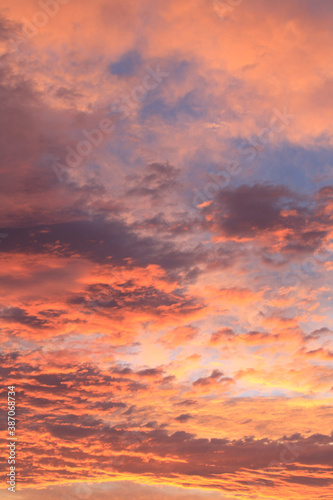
[0,0,332,499]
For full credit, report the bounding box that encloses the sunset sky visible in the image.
[0,0,332,499]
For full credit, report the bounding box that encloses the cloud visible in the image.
[192,370,235,394]
[175,413,193,423]
[0,306,49,328]
[126,162,181,199]
[209,328,235,345]
[109,50,143,76]
[0,350,332,498]
[203,183,302,238]
[0,1,332,498]
[202,184,332,262]
[0,218,208,277]
[161,325,199,347]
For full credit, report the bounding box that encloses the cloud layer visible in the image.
[0,0,332,499]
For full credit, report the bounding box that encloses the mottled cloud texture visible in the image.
[0,0,332,499]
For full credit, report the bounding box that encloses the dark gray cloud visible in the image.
[0,306,49,328]
[137,368,164,377]
[126,162,180,199]
[0,218,207,275]
[202,183,332,256]
[193,369,229,387]
[175,414,193,423]
[204,184,305,237]
[70,281,203,316]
